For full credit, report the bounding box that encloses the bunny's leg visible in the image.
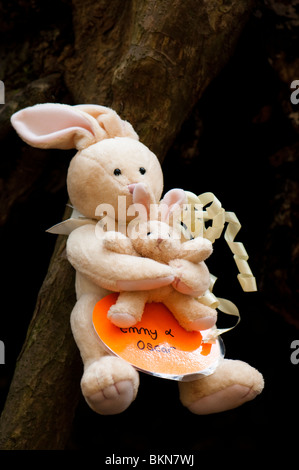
[70,293,139,415]
[164,291,217,331]
[107,291,148,327]
[178,359,264,414]
[169,259,211,297]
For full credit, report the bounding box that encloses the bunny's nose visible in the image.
[128,183,137,194]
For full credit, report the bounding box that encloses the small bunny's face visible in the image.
[67,137,163,219]
[131,220,181,262]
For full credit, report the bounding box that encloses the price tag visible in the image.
[93,293,224,381]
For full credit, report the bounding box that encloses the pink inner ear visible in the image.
[11,103,97,150]
[162,188,186,207]
[132,183,152,216]
[160,188,186,221]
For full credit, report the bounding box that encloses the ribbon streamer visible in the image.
[184,191,257,292]
[46,206,95,235]
[181,191,257,340]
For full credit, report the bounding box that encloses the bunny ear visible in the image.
[11,103,139,151]
[10,103,102,150]
[129,182,160,221]
[159,188,187,222]
[132,182,152,220]
[75,105,139,141]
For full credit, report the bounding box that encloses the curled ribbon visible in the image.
[180,191,257,341]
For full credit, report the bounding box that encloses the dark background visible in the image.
[0,0,298,452]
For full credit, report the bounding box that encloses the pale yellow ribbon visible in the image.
[180,191,257,341]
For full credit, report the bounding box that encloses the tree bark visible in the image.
[0,0,254,450]
[0,222,82,450]
[66,0,254,158]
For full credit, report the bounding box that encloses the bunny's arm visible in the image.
[102,231,138,257]
[179,237,213,263]
[66,224,174,292]
[169,259,211,297]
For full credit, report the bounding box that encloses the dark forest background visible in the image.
[0,0,298,453]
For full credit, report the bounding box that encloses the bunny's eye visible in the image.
[114,168,122,176]
[147,232,152,236]
[139,167,146,175]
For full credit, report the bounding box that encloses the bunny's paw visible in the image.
[81,356,139,415]
[107,303,140,327]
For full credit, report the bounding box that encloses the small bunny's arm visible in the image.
[169,259,211,297]
[179,237,213,263]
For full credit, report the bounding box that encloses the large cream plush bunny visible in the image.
[11,103,264,416]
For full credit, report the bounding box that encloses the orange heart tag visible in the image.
[93,293,224,381]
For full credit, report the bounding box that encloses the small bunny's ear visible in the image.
[159,188,187,222]
[75,105,139,141]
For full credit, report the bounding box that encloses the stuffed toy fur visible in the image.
[11,103,264,416]
[102,182,217,331]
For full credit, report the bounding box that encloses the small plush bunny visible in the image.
[103,183,217,331]
[11,103,264,417]
[130,220,212,265]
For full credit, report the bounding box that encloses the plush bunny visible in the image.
[11,103,264,416]
[102,182,217,331]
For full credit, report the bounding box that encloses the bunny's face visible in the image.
[10,103,164,222]
[67,137,163,220]
[131,220,181,262]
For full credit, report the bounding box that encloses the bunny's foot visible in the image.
[107,308,137,328]
[164,291,217,332]
[179,359,264,414]
[81,356,139,415]
[107,291,148,327]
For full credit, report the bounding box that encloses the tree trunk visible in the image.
[0,221,82,450]
[66,0,254,158]
[0,0,271,450]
